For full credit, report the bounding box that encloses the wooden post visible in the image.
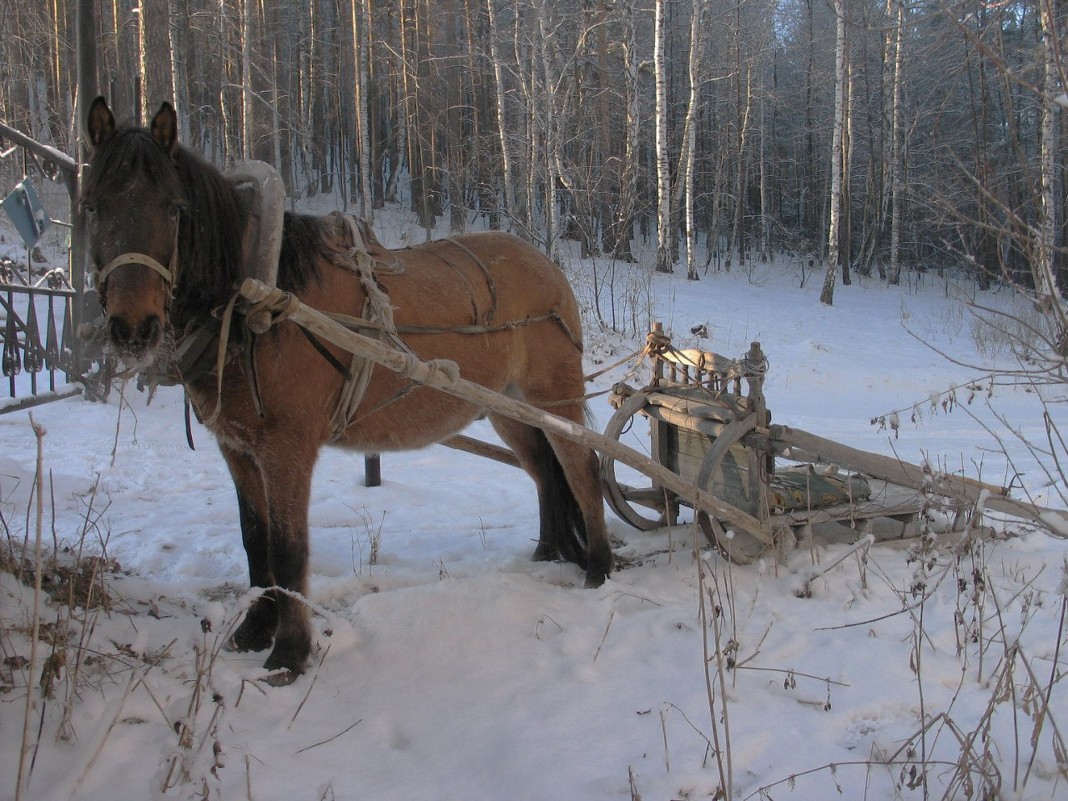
[364,453,381,487]
[647,322,675,524]
[72,0,98,377]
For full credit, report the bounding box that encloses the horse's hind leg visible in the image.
[490,414,612,587]
[542,433,613,586]
[220,445,277,653]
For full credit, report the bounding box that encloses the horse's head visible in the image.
[82,97,187,367]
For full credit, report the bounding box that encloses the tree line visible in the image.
[1,0,1065,311]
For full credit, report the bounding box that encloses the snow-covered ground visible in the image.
[2,203,1066,801]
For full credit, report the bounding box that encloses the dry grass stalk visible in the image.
[15,415,47,801]
[698,538,734,800]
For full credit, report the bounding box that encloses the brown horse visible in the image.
[82,98,611,676]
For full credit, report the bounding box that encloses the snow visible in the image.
[2,206,1067,801]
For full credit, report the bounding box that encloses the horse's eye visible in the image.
[168,202,183,220]
[82,203,96,217]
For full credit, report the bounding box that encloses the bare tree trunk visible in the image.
[1036,0,1066,323]
[485,0,516,226]
[683,0,707,281]
[138,0,173,120]
[444,0,465,233]
[353,0,373,220]
[535,0,561,258]
[888,0,904,286]
[604,0,640,262]
[820,0,847,305]
[729,60,753,272]
[759,71,771,263]
[840,37,853,286]
[654,0,673,273]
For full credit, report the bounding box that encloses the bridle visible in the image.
[93,212,181,310]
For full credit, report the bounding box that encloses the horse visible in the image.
[81,98,612,677]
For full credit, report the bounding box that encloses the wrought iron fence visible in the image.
[0,260,94,412]
[1,120,106,413]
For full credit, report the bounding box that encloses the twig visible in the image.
[294,719,363,755]
[16,415,47,801]
[109,378,127,468]
[627,766,642,801]
[593,610,615,662]
[736,665,850,688]
[796,535,874,598]
[68,669,142,798]
[698,550,732,799]
[289,643,331,726]
[659,707,670,773]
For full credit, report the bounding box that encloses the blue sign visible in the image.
[2,178,52,248]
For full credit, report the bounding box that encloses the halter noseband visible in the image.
[95,252,175,287]
[93,212,180,305]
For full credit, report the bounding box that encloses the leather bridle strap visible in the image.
[95,252,175,286]
[94,212,181,290]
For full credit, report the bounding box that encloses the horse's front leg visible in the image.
[220,445,277,654]
[257,441,316,674]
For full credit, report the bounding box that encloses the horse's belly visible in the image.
[333,384,494,453]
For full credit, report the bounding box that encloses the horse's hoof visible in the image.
[230,620,274,654]
[532,542,557,562]
[263,643,309,675]
[259,669,300,687]
[584,567,610,588]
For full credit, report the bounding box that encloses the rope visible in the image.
[200,291,241,427]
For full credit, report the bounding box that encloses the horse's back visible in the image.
[383,231,579,331]
[304,228,585,452]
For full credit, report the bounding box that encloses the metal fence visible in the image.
[1,121,104,413]
[0,261,88,412]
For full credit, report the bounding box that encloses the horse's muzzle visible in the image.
[107,313,164,364]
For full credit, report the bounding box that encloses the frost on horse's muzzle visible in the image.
[95,250,177,366]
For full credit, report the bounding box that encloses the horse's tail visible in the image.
[539,432,590,568]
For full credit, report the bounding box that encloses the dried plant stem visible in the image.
[914,599,930,801]
[16,416,47,801]
[68,669,141,797]
[627,765,642,801]
[1018,626,1068,788]
[289,643,332,726]
[698,548,733,799]
[593,610,615,662]
[109,379,128,468]
[294,719,363,755]
[797,534,874,597]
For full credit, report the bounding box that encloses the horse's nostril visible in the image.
[108,317,134,346]
[107,315,161,356]
[138,316,162,347]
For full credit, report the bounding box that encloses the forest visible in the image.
[1,0,1066,308]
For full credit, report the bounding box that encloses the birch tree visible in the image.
[654,0,673,273]
[1036,0,1065,320]
[887,0,904,286]
[354,0,373,220]
[820,0,847,305]
[683,0,707,280]
[486,0,517,227]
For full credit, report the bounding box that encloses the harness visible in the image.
[96,163,582,442]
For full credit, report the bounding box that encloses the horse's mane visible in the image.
[83,125,324,323]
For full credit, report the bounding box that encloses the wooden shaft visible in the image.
[443,434,521,468]
[770,424,1008,499]
[240,279,771,541]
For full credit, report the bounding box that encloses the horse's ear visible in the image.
[86,96,115,149]
[151,102,179,157]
